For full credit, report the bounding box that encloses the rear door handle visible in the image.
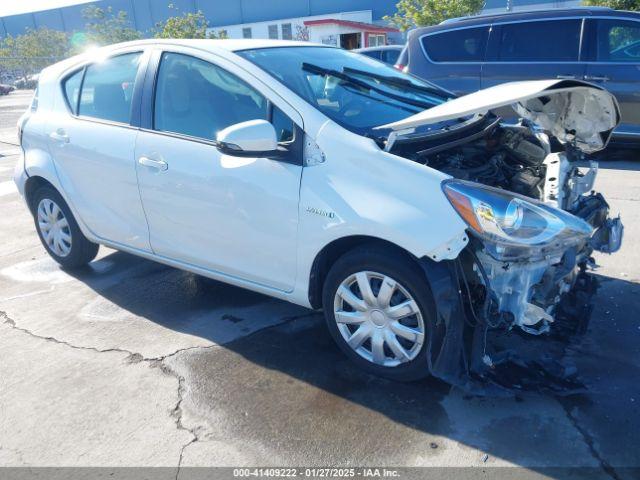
[138,156,168,171]
[556,74,576,79]
[584,75,610,82]
[49,129,69,143]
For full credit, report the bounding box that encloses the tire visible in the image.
[32,186,99,269]
[322,245,436,381]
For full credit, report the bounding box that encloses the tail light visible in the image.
[394,63,405,71]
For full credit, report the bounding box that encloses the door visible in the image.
[481,19,587,121]
[50,51,150,250]
[585,18,640,137]
[135,51,302,291]
[418,26,489,95]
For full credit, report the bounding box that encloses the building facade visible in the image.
[215,10,398,48]
[0,0,400,38]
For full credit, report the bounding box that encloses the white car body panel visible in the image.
[298,120,468,257]
[378,79,620,153]
[49,114,151,251]
[134,130,302,292]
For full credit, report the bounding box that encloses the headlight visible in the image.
[442,179,593,259]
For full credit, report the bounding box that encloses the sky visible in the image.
[0,0,95,18]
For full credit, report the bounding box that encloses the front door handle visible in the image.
[584,75,610,82]
[138,156,168,171]
[49,129,69,143]
[556,74,576,80]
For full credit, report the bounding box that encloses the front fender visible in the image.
[292,122,469,306]
[301,121,468,252]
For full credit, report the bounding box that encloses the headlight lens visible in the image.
[442,179,593,258]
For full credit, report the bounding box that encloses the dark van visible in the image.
[401,8,640,143]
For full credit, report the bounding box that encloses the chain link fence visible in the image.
[0,56,65,87]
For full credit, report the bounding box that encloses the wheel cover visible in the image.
[37,198,72,258]
[333,271,425,367]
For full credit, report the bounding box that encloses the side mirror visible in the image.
[216,119,278,157]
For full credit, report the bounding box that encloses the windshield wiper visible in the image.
[302,62,437,110]
[342,67,448,97]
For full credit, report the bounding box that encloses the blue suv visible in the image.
[400,8,640,143]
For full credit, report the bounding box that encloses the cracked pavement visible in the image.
[1,91,639,479]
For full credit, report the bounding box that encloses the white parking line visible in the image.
[0,180,17,197]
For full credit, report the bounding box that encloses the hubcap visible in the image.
[333,271,425,367]
[37,198,72,258]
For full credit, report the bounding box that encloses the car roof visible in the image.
[41,39,332,78]
[409,7,640,36]
[355,45,404,52]
[109,38,322,52]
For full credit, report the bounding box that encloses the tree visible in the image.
[154,4,226,39]
[0,27,70,78]
[78,5,141,48]
[385,0,485,30]
[582,0,640,10]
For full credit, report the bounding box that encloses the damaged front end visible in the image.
[441,178,617,337]
[381,80,625,392]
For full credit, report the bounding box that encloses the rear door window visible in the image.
[421,27,488,62]
[496,20,582,62]
[78,52,142,124]
[596,19,640,62]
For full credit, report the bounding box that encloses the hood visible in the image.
[376,80,620,153]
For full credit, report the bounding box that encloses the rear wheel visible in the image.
[322,246,435,381]
[32,186,99,269]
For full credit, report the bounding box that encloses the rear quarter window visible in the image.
[63,69,84,114]
[421,27,488,62]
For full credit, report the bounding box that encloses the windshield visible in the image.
[237,46,451,137]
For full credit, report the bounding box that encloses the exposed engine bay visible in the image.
[409,122,553,200]
[381,79,625,392]
[393,117,623,336]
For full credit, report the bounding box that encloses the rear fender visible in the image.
[23,148,98,243]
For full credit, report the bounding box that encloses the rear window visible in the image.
[421,27,488,62]
[496,20,582,62]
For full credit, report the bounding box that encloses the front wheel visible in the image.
[322,246,436,381]
[32,186,99,269]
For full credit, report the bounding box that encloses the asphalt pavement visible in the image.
[0,90,639,479]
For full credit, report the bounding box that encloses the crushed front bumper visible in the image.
[418,199,623,395]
